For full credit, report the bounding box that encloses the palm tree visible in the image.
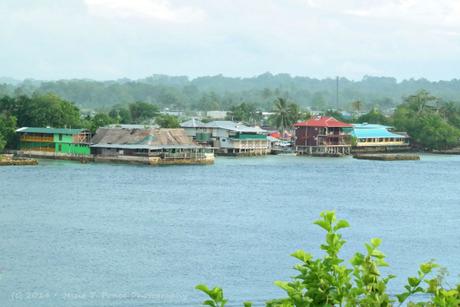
[272,97,301,134]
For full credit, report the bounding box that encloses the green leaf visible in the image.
[408,277,420,287]
[371,249,386,259]
[243,302,252,307]
[396,292,411,303]
[203,300,217,307]
[196,284,212,295]
[314,219,331,231]
[333,219,350,231]
[274,281,291,292]
[370,238,382,248]
[420,262,435,274]
[291,250,312,262]
[350,253,364,266]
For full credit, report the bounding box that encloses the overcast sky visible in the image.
[1,0,459,81]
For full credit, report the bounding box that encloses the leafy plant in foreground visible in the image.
[196,211,459,306]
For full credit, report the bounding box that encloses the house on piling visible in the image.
[351,123,410,152]
[181,120,270,156]
[16,127,91,157]
[90,127,214,165]
[294,116,352,156]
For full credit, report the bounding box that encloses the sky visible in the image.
[1,0,460,81]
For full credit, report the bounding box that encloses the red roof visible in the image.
[294,116,352,128]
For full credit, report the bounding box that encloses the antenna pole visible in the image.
[336,76,339,110]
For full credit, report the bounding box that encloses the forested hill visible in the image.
[1,74,459,111]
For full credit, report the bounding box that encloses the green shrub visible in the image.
[196,211,459,306]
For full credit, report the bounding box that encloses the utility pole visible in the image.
[336,76,339,110]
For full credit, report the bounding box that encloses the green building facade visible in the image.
[16,127,91,156]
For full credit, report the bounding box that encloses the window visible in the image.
[58,144,62,152]
[59,134,63,141]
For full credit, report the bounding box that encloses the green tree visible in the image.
[0,135,6,152]
[5,93,82,128]
[155,114,181,128]
[393,91,460,150]
[128,101,160,123]
[356,108,390,125]
[325,109,350,123]
[271,98,301,133]
[89,113,115,132]
[0,113,18,149]
[227,103,262,124]
[109,105,132,124]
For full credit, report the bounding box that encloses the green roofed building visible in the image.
[16,127,91,156]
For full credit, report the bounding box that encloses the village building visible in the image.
[90,127,213,165]
[181,119,210,143]
[181,120,270,156]
[351,123,410,152]
[294,116,352,156]
[206,111,228,120]
[16,127,91,156]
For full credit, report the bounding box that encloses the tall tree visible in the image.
[155,114,181,128]
[272,98,302,133]
[128,101,159,123]
[393,91,460,150]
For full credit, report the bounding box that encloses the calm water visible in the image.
[1,155,460,306]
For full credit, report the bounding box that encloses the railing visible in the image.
[155,152,208,160]
[21,147,55,152]
[20,136,54,142]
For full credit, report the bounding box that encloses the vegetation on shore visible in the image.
[0,94,182,151]
[196,211,460,306]
[1,88,460,152]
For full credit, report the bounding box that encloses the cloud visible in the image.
[342,0,460,27]
[84,0,206,23]
[1,0,460,80]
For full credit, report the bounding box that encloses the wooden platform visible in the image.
[0,155,38,166]
[353,154,420,161]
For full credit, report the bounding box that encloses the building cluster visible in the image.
[16,126,213,165]
[15,116,410,164]
[181,120,270,156]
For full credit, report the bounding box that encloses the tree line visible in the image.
[1,90,460,152]
[2,74,460,112]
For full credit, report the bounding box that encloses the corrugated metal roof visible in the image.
[107,124,159,129]
[16,127,88,135]
[352,124,408,139]
[181,119,205,128]
[205,121,266,133]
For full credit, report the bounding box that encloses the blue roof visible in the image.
[352,124,407,139]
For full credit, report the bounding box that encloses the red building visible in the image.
[294,116,352,156]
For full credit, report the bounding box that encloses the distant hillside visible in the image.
[1,73,459,111]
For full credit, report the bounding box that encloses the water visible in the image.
[1,155,459,306]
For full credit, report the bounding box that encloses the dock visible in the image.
[0,155,38,166]
[353,153,420,161]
